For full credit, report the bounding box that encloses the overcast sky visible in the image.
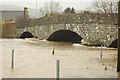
[1,0,118,10]
[1,0,118,2]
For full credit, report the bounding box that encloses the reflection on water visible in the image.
[1,38,118,78]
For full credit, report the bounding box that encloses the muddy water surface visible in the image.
[1,38,118,78]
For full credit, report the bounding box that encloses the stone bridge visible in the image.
[16,13,118,47]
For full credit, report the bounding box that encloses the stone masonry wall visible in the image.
[16,13,118,46]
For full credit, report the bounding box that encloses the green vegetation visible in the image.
[83,10,91,13]
[63,7,75,14]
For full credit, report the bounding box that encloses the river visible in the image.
[0,38,118,78]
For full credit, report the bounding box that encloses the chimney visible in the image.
[24,7,28,16]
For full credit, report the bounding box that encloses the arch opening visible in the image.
[47,30,82,43]
[19,31,34,39]
[109,39,117,48]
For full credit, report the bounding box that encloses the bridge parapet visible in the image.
[33,13,117,26]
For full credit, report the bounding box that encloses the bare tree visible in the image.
[93,2,118,13]
[40,1,62,17]
[15,15,29,28]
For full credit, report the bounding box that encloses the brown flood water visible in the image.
[0,38,118,78]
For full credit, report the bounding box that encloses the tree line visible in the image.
[39,1,118,17]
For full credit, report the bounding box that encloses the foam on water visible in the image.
[40,39,47,41]
[25,38,39,42]
[73,43,84,47]
[73,43,117,50]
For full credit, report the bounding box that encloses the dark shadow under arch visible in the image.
[19,31,34,39]
[109,39,117,48]
[47,30,82,43]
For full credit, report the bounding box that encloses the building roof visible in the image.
[0,11,24,20]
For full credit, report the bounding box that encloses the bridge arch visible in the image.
[47,30,82,43]
[109,39,117,48]
[19,31,34,39]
